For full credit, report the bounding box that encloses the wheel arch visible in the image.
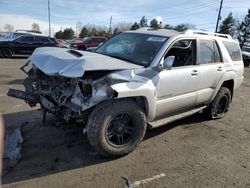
[110,82,156,121]
[0,47,14,54]
[211,78,235,102]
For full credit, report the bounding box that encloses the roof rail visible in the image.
[184,30,232,39]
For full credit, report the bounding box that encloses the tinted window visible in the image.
[17,36,34,43]
[223,41,242,61]
[200,40,222,64]
[34,37,51,43]
[12,33,28,38]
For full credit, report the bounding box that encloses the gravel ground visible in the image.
[1,58,250,188]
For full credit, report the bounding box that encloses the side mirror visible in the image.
[161,56,175,70]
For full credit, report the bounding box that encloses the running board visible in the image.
[148,106,207,129]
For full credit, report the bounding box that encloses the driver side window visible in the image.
[165,39,197,67]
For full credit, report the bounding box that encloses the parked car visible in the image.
[0,35,59,58]
[70,36,107,50]
[61,39,82,48]
[8,28,244,157]
[242,46,250,67]
[85,42,104,52]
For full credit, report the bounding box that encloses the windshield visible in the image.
[82,37,91,42]
[96,33,168,66]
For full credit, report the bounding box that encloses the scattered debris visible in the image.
[122,176,132,188]
[131,173,166,187]
[3,128,23,170]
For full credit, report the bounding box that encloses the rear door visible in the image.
[195,39,225,105]
[13,36,35,54]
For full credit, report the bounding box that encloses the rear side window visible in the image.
[17,36,35,43]
[223,41,242,61]
[35,37,51,43]
[200,40,222,64]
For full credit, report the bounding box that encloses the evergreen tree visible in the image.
[54,28,74,39]
[164,24,173,30]
[150,19,161,29]
[140,16,148,27]
[63,28,75,39]
[218,12,236,36]
[90,27,98,36]
[113,27,120,35]
[54,30,63,39]
[130,22,140,30]
[79,27,89,38]
[238,9,250,47]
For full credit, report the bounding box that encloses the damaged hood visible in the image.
[28,47,143,78]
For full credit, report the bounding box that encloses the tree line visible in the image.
[54,16,196,40]
[218,9,250,47]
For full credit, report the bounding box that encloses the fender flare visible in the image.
[111,82,156,121]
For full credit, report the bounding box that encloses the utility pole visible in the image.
[215,0,223,33]
[76,25,77,38]
[48,0,51,36]
[109,16,112,32]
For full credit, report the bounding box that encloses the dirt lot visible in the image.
[0,58,250,188]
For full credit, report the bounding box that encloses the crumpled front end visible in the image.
[8,63,116,122]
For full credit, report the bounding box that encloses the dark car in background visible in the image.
[0,35,60,58]
[242,46,250,67]
[70,36,107,50]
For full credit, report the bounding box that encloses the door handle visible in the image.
[191,70,199,76]
[217,66,223,71]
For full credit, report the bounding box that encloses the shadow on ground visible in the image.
[2,110,208,185]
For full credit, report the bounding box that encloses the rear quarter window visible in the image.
[222,41,242,61]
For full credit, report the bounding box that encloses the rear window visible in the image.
[200,40,222,64]
[222,41,242,61]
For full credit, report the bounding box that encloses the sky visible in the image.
[0,0,249,35]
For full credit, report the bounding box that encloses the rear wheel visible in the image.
[204,87,231,119]
[0,48,13,58]
[86,99,147,157]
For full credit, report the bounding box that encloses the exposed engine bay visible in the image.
[9,63,116,122]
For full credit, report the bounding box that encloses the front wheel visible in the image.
[86,99,147,157]
[204,87,231,119]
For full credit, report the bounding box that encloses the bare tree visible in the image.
[4,24,14,32]
[31,23,40,31]
[114,22,133,32]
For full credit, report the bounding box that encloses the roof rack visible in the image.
[184,30,232,39]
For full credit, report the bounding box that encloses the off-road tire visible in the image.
[0,48,12,58]
[204,87,231,119]
[86,99,147,157]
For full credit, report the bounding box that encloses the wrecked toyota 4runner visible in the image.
[8,28,244,157]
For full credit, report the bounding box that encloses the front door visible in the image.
[155,39,199,118]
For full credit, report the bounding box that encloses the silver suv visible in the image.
[8,28,244,157]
